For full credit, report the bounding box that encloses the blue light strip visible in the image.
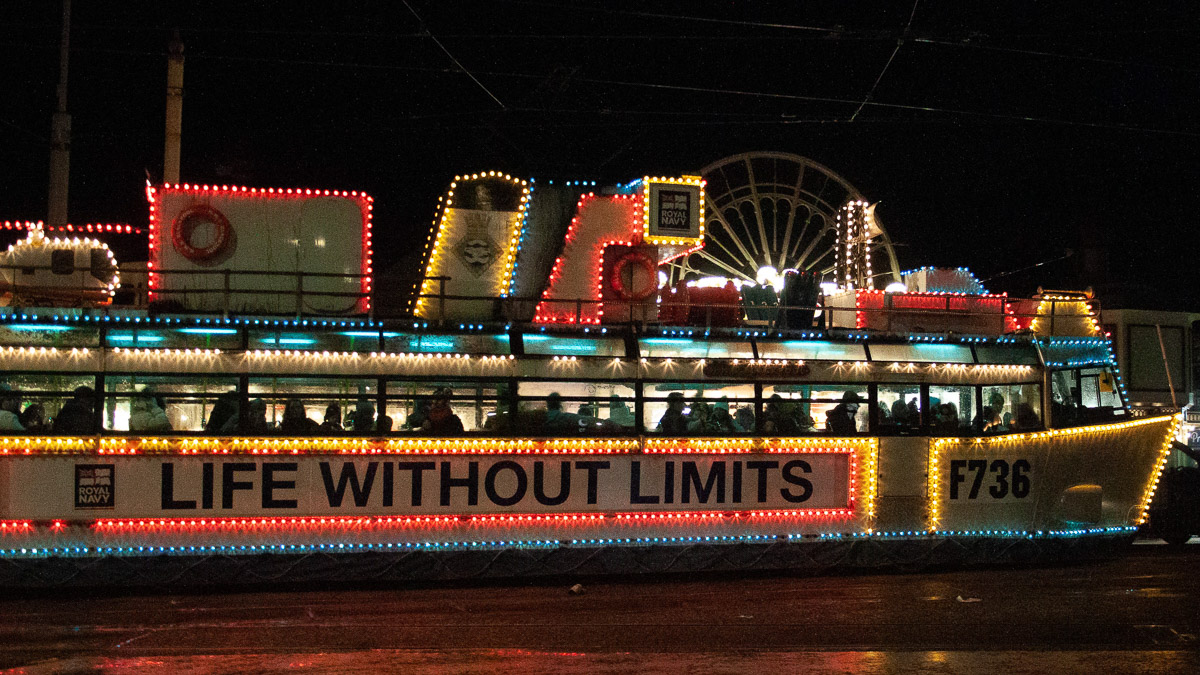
[0,525,1140,559]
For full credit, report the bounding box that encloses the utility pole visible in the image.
[47,0,72,227]
[164,30,184,185]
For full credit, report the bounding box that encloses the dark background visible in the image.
[2,1,1198,309]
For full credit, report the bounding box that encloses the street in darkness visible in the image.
[0,543,1196,673]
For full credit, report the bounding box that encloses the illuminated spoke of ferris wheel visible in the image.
[784,210,817,268]
[694,248,755,282]
[776,198,800,271]
[706,226,756,272]
[709,205,759,271]
[792,224,835,272]
[744,162,775,267]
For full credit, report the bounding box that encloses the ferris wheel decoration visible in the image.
[670,152,901,290]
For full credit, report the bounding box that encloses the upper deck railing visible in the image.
[3,267,1101,338]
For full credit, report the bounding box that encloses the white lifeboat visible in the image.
[0,222,120,305]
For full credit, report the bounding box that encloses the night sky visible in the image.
[3,1,1199,310]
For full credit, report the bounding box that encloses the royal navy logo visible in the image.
[454,212,500,276]
[75,464,115,509]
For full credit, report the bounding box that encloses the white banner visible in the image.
[2,454,852,519]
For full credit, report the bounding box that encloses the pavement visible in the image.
[1,543,1198,673]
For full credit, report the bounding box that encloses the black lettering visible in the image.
[319,461,378,508]
[732,461,742,503]
[382,462,394,508]
[629,461,660,504]
[681,461,725,504]
[485,460,528,507]
[396,461,435,506]
[746,461,779,502]
[1012,459,1031,498]
[440,461,479,506]
[262,462,298,509]
[780,460,813,503]
[161,463,196,510]
[534,461,571,506]
[949,459,967,500]
[968,459,987,499]
[222,462,256,509]
[989,459,1010,499]
[574,461,609,505]
[201,462,214,509]
[664,461,675,504]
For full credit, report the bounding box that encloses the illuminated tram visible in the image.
[0,168,1178,588]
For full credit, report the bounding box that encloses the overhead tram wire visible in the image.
[15,41,1200,139]
[850,0,920,122]
[401,0,507,110]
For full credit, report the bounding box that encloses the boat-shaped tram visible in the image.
[0,158,1178,587]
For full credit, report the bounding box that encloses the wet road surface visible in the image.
[1,542,1197,673]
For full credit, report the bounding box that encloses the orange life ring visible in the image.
[610,251,657,301]
[172,204,232,262]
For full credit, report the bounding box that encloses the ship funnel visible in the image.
[164,31,185,185]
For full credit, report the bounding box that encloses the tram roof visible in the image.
[0,307,1114,368]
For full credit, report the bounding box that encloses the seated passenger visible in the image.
[319,404,343,434]
[351,401,376,433]
[711,398,739,433]
[825,391,861,435]
[657,392,688,435]
[763,394,799,435]
[0,384,24,432]
[422,388,464,435]
[1013,402,1041,430]
[608,395,634,428]
[687,401,718,434]
[129,393,172,432]
[19,402,47,434]
[375,414,393,434]
[54,385,97,435]
[205,391,240,434]
[405,397,432,430]
[934,403,960,435]
[280,399,319,435]
[733,406,756,434]
[241,398,270,435]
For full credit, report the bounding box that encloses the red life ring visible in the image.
[610,251,657,301]
[172,205,232,262]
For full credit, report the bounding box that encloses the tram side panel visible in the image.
[930,417,1175,534]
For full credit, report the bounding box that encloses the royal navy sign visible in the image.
[644,178,703,244]
[4,454,853,519]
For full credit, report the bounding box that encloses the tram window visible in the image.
[517,380,636,435]
[877,385,921,434]
[638,338,753,360]
[523,336,624,357]
[974,344,1039,365]
[980,384,1042,433]
[0,374,97,434]
[644,382,755,435]
[384,332,511,355]
[388,380,504,434]
[1052,367,1125,428]
[928,385,975,436]
[869,343,974,364]
[107,327,241,351]
[250,377,377,434]
[762,384,867,434]
[0,323,100,348]
[756,340,867,361]
[248,330,369,353]
[105,375,238,432]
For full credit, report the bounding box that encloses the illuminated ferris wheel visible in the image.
[669,151,901,289]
